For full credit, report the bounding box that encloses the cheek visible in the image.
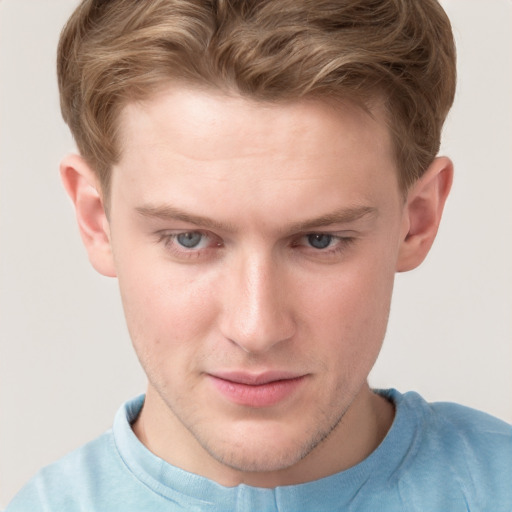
[115,255,218,369]
[304,257,395,368]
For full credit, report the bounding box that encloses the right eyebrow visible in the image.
[135,204,237,232]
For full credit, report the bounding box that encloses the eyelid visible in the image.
[302,228,358,236]
[155,228,357,262]
[157,229,223,260]
[292,231,357,257]
[294,229,357,242]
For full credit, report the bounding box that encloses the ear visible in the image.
[60,154,116,277]
[396,156,453,272]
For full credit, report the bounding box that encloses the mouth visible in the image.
[207,371,307,408]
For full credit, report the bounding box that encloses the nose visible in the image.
[219,252,296,354]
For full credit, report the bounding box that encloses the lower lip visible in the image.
[209,375,306,408]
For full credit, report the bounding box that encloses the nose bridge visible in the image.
[221,249,295,353]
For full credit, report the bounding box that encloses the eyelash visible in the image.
[157,231,222,259]
[294,234,355,257]
[156,231,355,261]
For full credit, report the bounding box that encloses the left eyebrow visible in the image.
[287,206,378,232]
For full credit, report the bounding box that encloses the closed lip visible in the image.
[207,370,308,407]
[207,370,306,385]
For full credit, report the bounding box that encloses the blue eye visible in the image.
[176,232,204,248]
[158,230,223,261]
[307,234,333,249]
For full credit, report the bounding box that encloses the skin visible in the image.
[61,86,452,488]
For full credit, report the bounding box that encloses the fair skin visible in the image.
[61,86,452,488]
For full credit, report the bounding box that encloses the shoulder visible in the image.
[400,390,512,466]
[389,388,511,441]
[390,390,512,511]
[5,431,123,512]
[416,395,512,460]
[428,399,512,481]
[5,395,163,512]
[5,396,147,512]
[430,398,512,439]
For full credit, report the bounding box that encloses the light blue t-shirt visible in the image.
[6,389,512,511]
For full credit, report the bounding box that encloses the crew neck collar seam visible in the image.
[111,389,420,504]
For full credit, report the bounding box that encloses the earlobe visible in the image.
[396,157,453,272]
[60,154,117,277]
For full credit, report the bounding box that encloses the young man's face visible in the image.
[71,86,448,485]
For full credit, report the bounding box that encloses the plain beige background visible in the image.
[1,0,511,506]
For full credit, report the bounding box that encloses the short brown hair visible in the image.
[57,0,456,197]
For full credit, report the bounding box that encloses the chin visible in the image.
[211,441,306,475]
[198,419,330,476]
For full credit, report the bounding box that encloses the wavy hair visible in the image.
[58,0,456,197]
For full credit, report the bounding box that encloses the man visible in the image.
[6,0,511,510]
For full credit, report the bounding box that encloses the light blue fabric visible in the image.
[6,389,512,511]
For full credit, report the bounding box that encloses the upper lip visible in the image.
[208,370,305,386]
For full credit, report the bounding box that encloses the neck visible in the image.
[132,383,394,488]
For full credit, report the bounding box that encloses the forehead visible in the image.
[117,86,392,164]
[112,86,399,217]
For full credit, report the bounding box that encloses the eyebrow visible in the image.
[135,204,377,233]
[288,205,378,232]
[136,204,237,232]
